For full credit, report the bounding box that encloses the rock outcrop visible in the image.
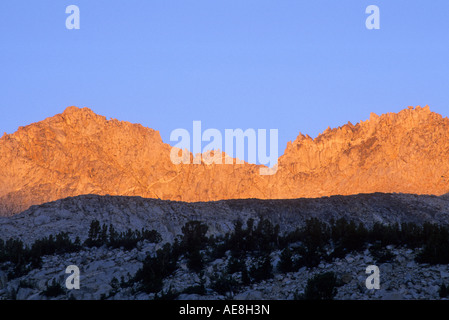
[1,193,449,300]
[1,105,448,216]
[1,193,448,244]
[273,106,449,198]
[1,243,448,300]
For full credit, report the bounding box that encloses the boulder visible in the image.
[234,290,264,300]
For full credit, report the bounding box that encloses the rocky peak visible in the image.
[273,105,449,198]
[0,105,448,216]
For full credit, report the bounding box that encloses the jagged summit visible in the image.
[290,105,435,144]
[1,105,448,216]
[62,105,92,114]
[276,105,449,197]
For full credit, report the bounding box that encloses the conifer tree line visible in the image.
[131,218,449,298]
[2,217,449,299]
[0,220,162,278]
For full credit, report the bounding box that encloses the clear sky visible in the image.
[1,0,448,161]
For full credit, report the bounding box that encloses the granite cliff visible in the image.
[0,105,448,216]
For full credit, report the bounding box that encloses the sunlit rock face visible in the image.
[1,105,448,216]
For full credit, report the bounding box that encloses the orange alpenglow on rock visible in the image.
[0,105,448,216]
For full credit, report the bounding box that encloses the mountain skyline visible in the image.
[2,1,449,158]
[1,105,448,216]
[2,1,449,305]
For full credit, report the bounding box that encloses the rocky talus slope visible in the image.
[0,193,449,300]
[1,245,446,300]
[1,105,448,216]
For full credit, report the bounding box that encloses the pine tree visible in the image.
[303,272,338,300]
[249,254,273,282]
[241,266,251,285]
[279,247,294,273]
[181,221,208,272]
[85,220,101,247]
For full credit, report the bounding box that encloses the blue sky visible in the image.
[1,0,448,161]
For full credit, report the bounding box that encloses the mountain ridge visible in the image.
[1,192,449,244]
[1,105,448,216]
